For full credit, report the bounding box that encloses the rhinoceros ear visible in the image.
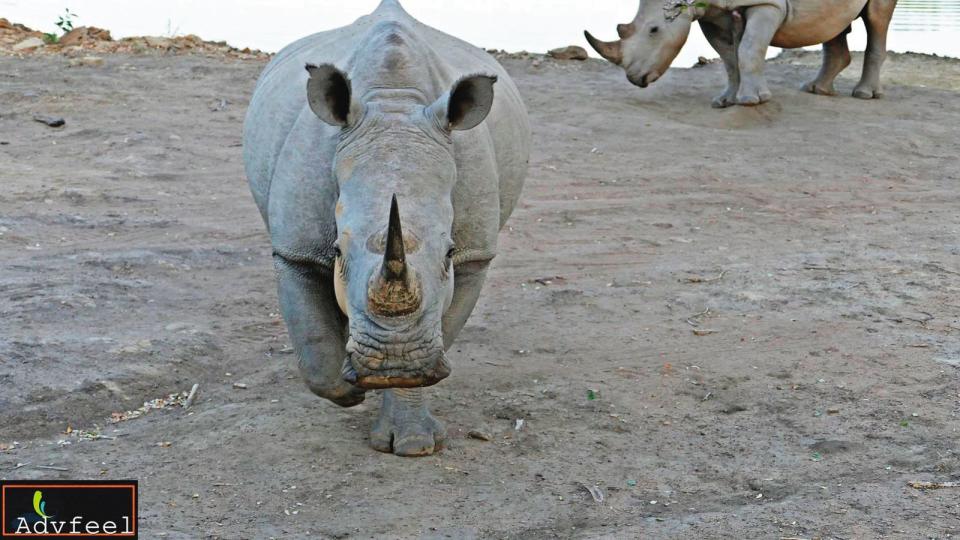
[427,74,497,132]
[305,63,361,127]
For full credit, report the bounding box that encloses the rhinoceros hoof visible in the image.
[711,93,737,109]
[735,90,772,106]
[801,80,837,96]
[370,394,446,457]
[853,85,883,99]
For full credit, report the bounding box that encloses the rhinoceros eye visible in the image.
[650,26,660,35]
[446,246,456,262]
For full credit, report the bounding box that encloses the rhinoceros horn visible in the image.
[584,30,623,65]
[369,195,422,318]
[383,194,407,281]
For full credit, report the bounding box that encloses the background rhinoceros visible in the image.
[586,0,898,107]
[243,0,530,456]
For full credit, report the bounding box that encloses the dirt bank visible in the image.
[1,35,959,538]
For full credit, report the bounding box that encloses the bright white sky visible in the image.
[2,0,958,65]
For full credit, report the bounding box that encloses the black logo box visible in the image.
[1,480,137,539]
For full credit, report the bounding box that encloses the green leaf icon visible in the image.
[33,490,52,519]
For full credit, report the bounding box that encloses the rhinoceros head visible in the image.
[584,0,694,87]
[305,63,497,390]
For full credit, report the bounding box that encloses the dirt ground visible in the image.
[2,42,960,539]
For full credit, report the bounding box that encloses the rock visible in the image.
[59,26,113,47]
[33,115,65,128]
[164,322,191,332]
[144,36,172,49]
[13,37,45,51]
[467,429,493,442]
[68,56,105,67]
[692,56,719,68]
[548,45,589,61]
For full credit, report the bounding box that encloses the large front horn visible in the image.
[368,195,421,318]
[382,194,407,282]
[584,30,624,65]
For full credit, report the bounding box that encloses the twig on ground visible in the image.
[35,465,70,472]
[685,270,726,284]
[908,481,960,490]
[924,263,960,276]
[184,383,200,409]
[685,307,711,327]
[579,483,604,504]
[893,312,935,327]
[803,266,849,272]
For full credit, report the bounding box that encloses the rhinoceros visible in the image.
[243,0,529,456]
[585,0,898,107]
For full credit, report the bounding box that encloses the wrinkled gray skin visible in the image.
[585,0,898,107]
[243,0,529,456]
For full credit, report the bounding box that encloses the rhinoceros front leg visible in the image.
[853,0,897,99]
[700,19,741,108]
[368,261,490,456]
[802,30,852,96]
[274,257,366,407]
[735,5,786,105]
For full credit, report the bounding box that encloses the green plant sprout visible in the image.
[43,8,78,44]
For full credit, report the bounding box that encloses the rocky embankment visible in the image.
[0,17,269,60]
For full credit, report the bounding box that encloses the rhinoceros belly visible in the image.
[771,0,868,48]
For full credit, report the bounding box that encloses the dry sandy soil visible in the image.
[1,42,960,539]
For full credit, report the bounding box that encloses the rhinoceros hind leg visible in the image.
[370,388,446,457]
[735,5,784,106]
[802,30,851,96]
[853,0,896,99]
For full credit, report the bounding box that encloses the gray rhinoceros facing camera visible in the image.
[243,0,530,456]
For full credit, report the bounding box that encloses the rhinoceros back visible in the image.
[243,1,530,265]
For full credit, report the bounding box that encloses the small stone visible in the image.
[13,37,45,51]
[164,322,191,332]
[33,115,65,128]
[68,56,105,67]
[547,45,589,61]
[467,429,492,442]
[233,383,248,389]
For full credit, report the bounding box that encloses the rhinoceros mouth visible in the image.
[341,330,449,389]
